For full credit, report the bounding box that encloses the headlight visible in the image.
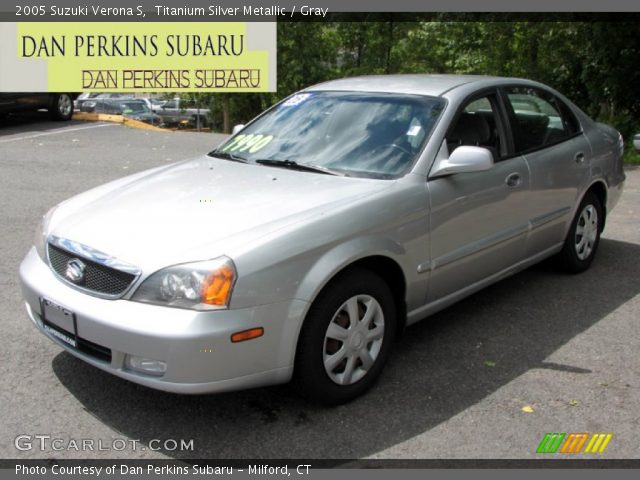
[131,257,236,310]
[34,206,58,261]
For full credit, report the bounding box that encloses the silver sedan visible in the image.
[20,75,625,404]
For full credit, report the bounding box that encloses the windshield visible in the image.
[212,91,445,178]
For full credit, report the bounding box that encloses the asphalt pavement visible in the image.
[0,113,638,460]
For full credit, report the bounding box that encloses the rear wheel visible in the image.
[558,192,603,273]
[48,94,74,121]
[294,268,396,405]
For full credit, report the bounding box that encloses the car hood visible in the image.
[50,156,392,271]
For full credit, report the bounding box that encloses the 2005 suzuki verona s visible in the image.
[20,75,625,404]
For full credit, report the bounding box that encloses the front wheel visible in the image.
[557,192,603,273]
[294,268,396,405]
[48,93,74,121]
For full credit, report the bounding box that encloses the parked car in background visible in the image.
[0,93,77,121]
[634,133,640,152]
[153,97,209,128]
[75,94,167,114]
[149,98,167,110]
[20,75,625,404]
[74,93,100,111]
[80,98,163,126]
[75,93,133,111]
[135,98,168,112]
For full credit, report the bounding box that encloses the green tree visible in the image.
[174,19,640,145]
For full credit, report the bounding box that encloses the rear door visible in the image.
[501,86,591,257]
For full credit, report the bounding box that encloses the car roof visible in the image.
[305,74,539,97]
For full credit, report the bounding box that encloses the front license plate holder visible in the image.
[40,297,77,348]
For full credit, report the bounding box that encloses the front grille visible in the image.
[47,243,136,297]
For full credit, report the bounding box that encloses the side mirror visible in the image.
[232,124,245,135]
[634,133,640,153]
[430,146,493,178]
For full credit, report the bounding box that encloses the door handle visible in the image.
[505,172,521,188]
[574,151,585,164]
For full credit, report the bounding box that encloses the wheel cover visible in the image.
[575,204,598,260]
[58,95,72,116]
[323,294,385,386]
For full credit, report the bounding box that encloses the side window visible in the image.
[555,97,581,136]
[505,87,578,154]
[447,94,505,161]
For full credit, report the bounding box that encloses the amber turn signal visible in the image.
[201,263,235,306]
[231,327,264,343]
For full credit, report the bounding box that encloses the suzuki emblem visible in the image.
[64,258,86,283]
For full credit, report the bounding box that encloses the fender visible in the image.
[563,179,609,239]
[282,235,408,366]
[294,235,407,304]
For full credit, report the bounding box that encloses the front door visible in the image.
[427,92,530,301]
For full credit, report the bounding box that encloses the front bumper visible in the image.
[19,247,306,394]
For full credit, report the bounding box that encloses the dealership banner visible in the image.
[0,22,276,92]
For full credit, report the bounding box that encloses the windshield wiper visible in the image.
[208,151,248,163]
[255,159,343,176]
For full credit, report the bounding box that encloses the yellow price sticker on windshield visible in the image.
[223,134,274,153]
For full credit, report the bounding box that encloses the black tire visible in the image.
[48,93,74,121]
[557,192,603,273]
[294,268,396,405]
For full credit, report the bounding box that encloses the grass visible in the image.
[624,139,640,165]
